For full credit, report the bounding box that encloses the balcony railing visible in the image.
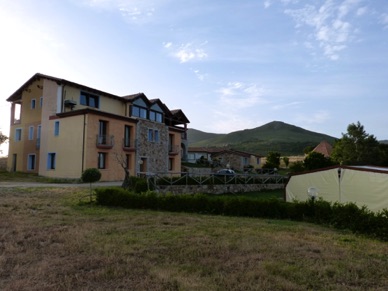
[96,135,114,149]
[169,144,180,155]
[122,138,137,151]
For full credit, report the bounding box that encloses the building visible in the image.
[187,147,262,171]
[312,140,333,157]
[285,165,388,212]
[6,73,189,181]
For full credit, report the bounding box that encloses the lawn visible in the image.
[0,186,387,290]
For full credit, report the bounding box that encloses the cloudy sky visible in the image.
[1,0,388,155]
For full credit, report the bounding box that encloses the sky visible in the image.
[1,0,388,156]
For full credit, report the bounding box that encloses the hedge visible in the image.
[95,188,388,241]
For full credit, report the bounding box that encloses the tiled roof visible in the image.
[313,140,333,157]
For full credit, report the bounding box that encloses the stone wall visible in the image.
[156,183,285,195]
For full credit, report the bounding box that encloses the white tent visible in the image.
[285,166,388,212]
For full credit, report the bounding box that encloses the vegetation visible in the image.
[81,168,102,201]
[331,121,381,165]
[0,131,8,154]
[1,187,387,290]
[95,188,388,241]
[303,151,334,171]
[189,121,336,155]
[263,151,281,169]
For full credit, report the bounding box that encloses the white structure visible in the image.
[286,166,388,212]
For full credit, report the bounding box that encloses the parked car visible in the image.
[215,169,236,176]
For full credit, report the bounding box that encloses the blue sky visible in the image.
[1,0,388,155]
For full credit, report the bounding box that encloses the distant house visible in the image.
[188,147,262,171]
[312,140,333,157]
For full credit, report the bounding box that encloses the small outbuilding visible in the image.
[285,165,388,212]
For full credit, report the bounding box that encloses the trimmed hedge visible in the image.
[95,188,388,241]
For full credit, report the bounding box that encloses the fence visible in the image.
[139,172,287,195]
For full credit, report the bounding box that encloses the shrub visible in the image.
[94,188,388,241]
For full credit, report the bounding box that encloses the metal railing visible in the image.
[140,172,287,190]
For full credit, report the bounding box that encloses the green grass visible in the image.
[206,189,284,200]
[0,170,80,183]
[1,186,387,290]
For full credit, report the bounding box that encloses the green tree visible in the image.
[289,161,305,173]
[81,168,102,202]
[331,121,380,165]
[304,151,333,171]
[263,151,281,169]
[0,131,8,154]
[282,156,290,168]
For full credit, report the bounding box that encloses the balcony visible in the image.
[96,135,114,149]
[169,144,180,155]
[122,138,137,152]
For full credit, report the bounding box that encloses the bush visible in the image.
[94,188,388,241]
[81,168,101,183]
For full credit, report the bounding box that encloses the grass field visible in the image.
[1,186,387,290]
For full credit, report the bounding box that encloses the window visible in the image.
[98,120,108,144]
[132,105,147,118]
[54,121,60,136]
[169,158,174,171]
[31,99,36,109]
[27,154,36,170]
[80,92,99,108]
[150,111,163,122]
[40,97,43,108]
[148,129,159,142]
[124,125,131,147]
[28,126,34,140]
[15,128,22,141]
[98,152,107,169]
[47,153,56,170]
[148,129,153,142]
[126,154,131,169]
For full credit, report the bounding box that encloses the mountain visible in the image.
[188,121,337,156]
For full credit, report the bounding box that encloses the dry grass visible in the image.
[0,187,387,290]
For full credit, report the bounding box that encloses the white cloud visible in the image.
[217,82,267,109]
[381,13,388,29]
[164,42,208,63]
[283,0,365,60]
[294,110,331,125]
[264,1,271,9]
[81,0,158,23]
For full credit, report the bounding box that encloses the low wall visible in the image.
[0,157,7,170]
[156,183,284,195]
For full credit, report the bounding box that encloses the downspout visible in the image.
[82,113,86,172]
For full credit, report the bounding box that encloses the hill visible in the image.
[188,121,337,156]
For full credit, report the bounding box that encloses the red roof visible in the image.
[313,140,333,157]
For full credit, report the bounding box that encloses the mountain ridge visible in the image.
[188,121,337,156]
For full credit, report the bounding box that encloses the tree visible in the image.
[114,152,131,189]
[263,151,281,169]
[331,121,380,165]
[282,156,290,168]
[0,131,8,154]
[81,168,102,202]
[304,151,333,171]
